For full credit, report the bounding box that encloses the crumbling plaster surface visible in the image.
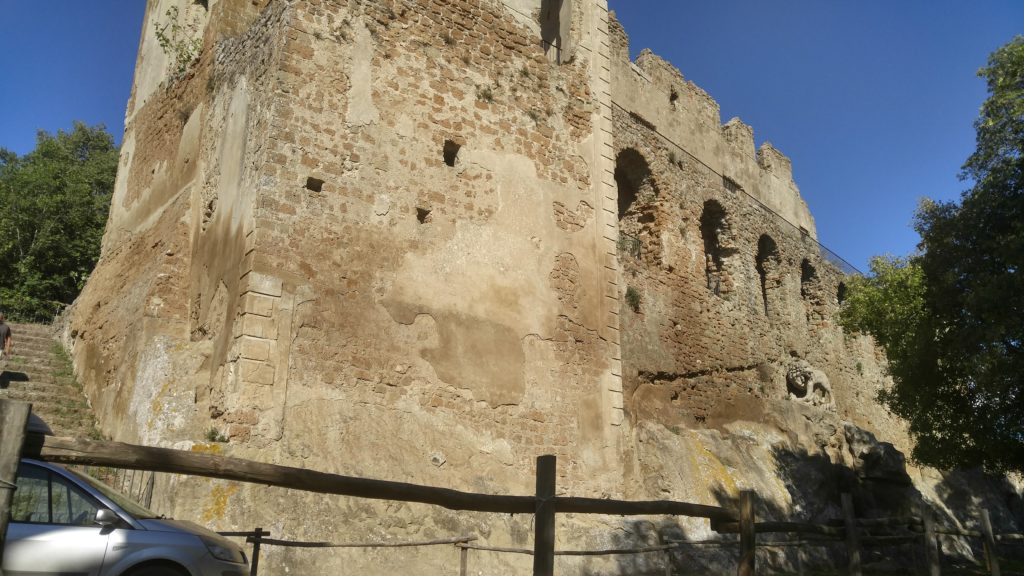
[71,0,287,444]
[65,1,1022,574]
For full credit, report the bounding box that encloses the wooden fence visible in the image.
[219,509,1024,576]
[0,400,743,576]
[2,399,1022,575]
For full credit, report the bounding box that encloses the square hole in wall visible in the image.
[305,177,324,192]
[443,140,461,167]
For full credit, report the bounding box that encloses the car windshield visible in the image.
[65,468,161,520]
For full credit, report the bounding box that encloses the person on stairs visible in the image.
[0,313,12,377]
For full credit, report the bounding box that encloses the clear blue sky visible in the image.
[1,2,1021,271]
[0,1,146,153]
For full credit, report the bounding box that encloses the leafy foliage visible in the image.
[625,286,641,312]
[154,6,202,77]
[839,256,928,376]
[840,37,1024,471]
[0,123,118,321]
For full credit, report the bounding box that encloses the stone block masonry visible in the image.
[62,1,984,575]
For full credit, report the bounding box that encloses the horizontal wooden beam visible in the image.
[23,434,735,522]
[861,534,920,546]
[555,496,735,522]
[23,434,535,514]
[716,520,845,536]
[826,516,922,528]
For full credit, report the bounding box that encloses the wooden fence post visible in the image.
[249,527,263,576]
[738,490,755,576]
[533,455,556,576]
[980,509,1000,576]
[841,493,861,576]
[0,400,31,576]
[921,506,940,576]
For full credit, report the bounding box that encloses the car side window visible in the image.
[51,473,101,525]
[10,464,101,526]
[10,465,48,523]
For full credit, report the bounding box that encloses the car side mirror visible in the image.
[94,508,120,527]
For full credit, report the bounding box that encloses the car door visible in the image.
[3,463,109,576]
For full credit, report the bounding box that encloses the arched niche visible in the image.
[614,148,656,221]
[700,200,730,295]
[756,234,781,316]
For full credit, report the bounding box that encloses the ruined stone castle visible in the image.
[65,0,1021,573]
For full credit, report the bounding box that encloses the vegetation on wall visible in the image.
[625,286,641,312]
[154,6,203,77]
[840,37,1024,472]
[0,123,118,321]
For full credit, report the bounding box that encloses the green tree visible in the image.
[841,37,1024,471]
[0,122,118,321]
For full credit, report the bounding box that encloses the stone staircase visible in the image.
[0,322,98,438]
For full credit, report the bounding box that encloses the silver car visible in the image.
[3,459,248,576]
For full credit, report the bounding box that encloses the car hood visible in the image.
[137,518,222,539]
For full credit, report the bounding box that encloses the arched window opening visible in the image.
[800,259,828,325]
[756,235,780,316]
[615,148,655,221]
[614,149,657,259]
[540,0,572,63]
[837,282,848,305]
[700,200,728,295]
[800,259,818,300]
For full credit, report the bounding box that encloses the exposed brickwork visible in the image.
[553,200,594,232]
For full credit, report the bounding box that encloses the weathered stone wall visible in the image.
[72,0,288,446]
[606,15,909,455]
[66,1,1023,574]
[72,0,634,574]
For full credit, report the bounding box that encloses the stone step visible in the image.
[8,340,57,353]
[4,356,64,370]
[1,322,97,439]
[9,338,57,352]
[7,334,53,345]
[33,413,98,438]
[1,372,74,386]
[0,385,87,405]
[7,333,56,345]
[6,349,58,359]
[0,401,92,424]
[9,335,55,346]
[7,348,55,359]
[1,379,74,396]
[8,319,53,330]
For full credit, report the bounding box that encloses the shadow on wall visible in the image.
[931,468,1024,568]
[589,439,983,575]
[540,0,570,62]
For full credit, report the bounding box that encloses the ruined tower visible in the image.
[65,1,1016,573]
